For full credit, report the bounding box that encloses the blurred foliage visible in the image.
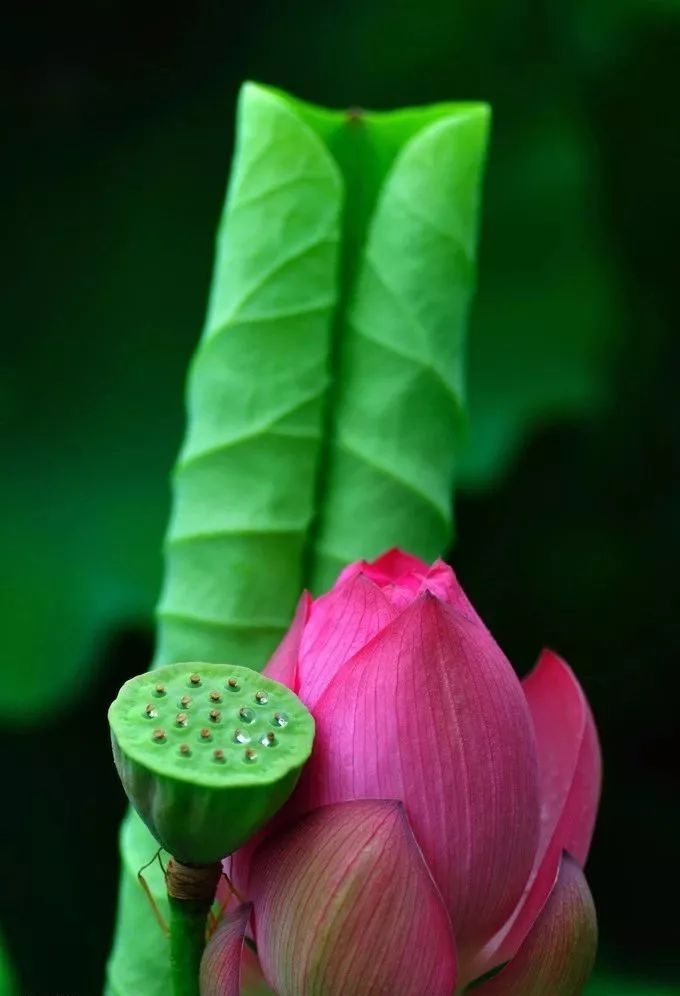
[588,972,680,995]
[2,0,679,992]
[0,932,16,996]
[2,0,623,720]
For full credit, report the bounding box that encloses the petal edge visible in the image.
[200,903,252,996]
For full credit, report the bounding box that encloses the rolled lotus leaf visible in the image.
[109,661,314,864]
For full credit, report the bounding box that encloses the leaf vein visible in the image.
[338,438,450,524]
[209,234,339,332]
[347,313,461,408]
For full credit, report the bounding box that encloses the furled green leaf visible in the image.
[154,83,342,669]
[310,107,489,589]
[108,81,489,993]
[153,81,490,662]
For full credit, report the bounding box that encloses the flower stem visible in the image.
[166,859,221,996]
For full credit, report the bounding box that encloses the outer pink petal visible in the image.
[525,649,601,869]
[263,592,311,691]
[250,800,457,996]
[471,855,597,995]
[471,649,602,977]
[200,903,251,996]
[297,572,399,708]
[294,594,539,964]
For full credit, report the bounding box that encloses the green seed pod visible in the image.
[108,662,314,864]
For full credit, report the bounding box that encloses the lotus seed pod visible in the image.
[108,662,315,864]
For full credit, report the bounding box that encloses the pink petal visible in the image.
[525,649,601,868]
[200,903,251,996]
[294,594,539,964]
[297,571,399,708]
[470,649,602,978]
[250,800,457,996]
[335,548,430,589]
[263,592,311,691]
[470,855,597,995]
[418,559,482,622]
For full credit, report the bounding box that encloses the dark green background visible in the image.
[2,1,678,992]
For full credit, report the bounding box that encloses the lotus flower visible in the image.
[201,550,601,995]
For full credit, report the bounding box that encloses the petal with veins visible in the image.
[263,592,311,691]
[251,800,457,996]
[524,649,601,869]
[470,855,597,995]
[297,572,399,708]
[295,594,539,962]
[200,903,251,996]
[470,650,602,979]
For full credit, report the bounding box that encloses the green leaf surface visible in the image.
[311,107,489,589]
[154,83,342,670]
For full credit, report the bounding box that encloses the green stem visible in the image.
[168,896,209,996]
[166,859,220,996]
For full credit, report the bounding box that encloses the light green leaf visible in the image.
[154,82,342,670]
[311,107,489,589]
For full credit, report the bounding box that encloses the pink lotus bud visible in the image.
[216,550,601,994]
